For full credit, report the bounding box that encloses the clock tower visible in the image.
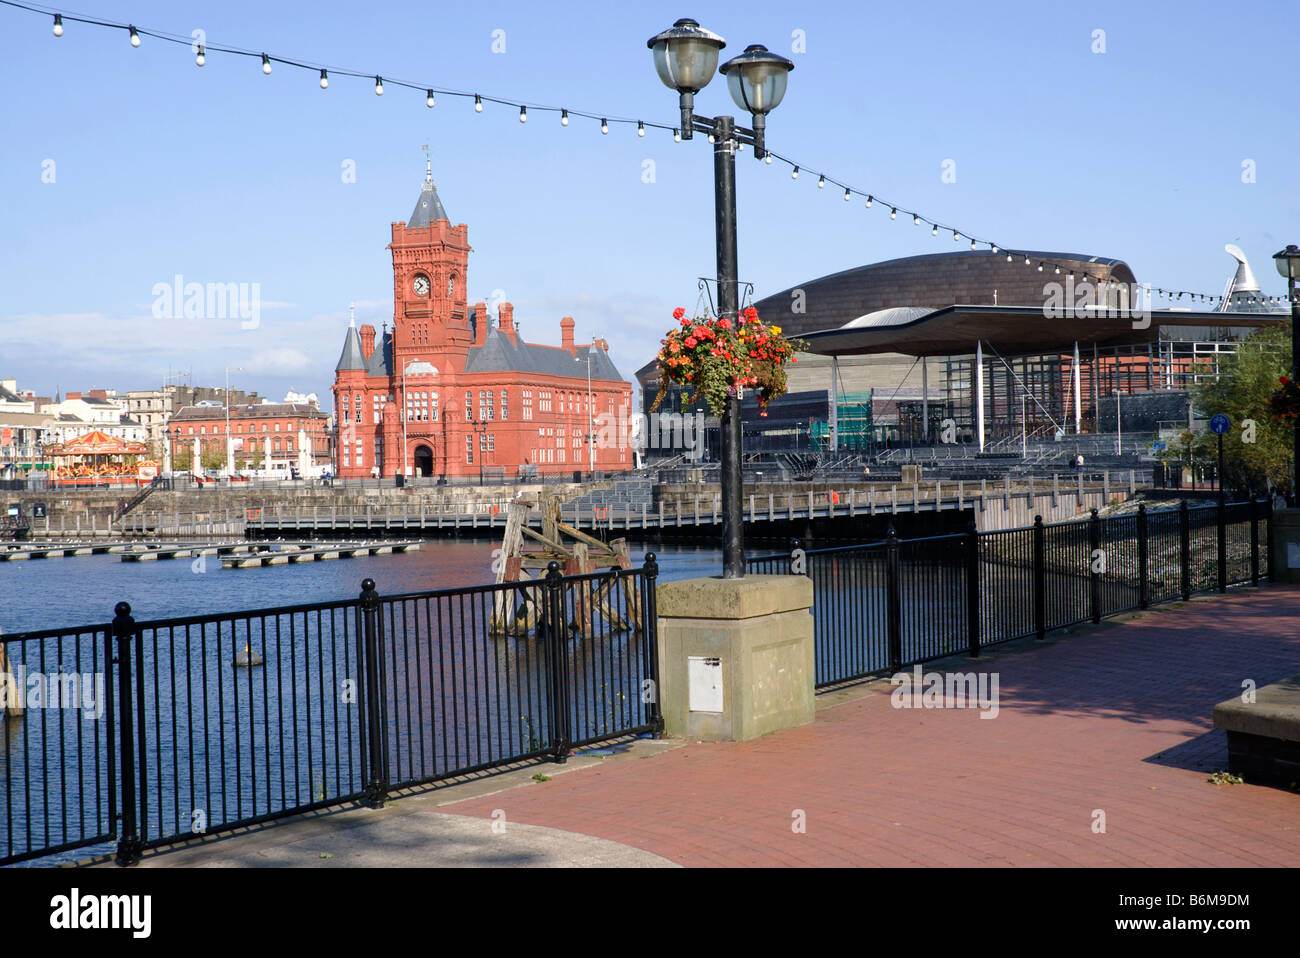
[388,156,473,375]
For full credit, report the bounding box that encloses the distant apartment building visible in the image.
[40,390,148,445]
[0,378,53,477]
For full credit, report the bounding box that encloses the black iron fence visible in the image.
[1,558,662,866]
[748,498,1271,688]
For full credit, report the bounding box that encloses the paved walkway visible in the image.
[435,587,1300,866]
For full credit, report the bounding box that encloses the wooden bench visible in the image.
[1212,674,1300,789]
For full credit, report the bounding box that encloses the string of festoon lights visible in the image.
[11,0,1295,309]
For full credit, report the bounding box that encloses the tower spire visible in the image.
[349,302,356,327]
[422,142,432,184]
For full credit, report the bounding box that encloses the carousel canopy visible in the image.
[46,429,149,457]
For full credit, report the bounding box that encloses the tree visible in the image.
[1190,322,1292,493]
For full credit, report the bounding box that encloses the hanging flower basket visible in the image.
[649,306,807,419]
[1268,375,1300,424]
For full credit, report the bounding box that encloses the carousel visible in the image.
[44,430,154,487]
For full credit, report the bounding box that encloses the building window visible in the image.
[487,434,495,452]
[430,391,438,421]
[501,390,508,421]
[522,390,532,420]
[465,435,473,464]
[486,390,494,420]
[354,441,363,467]
[465,391,472,422]
[341,395,349,420]
[354,394,362,423]
[375,437,383,469]
[480,433,487,452]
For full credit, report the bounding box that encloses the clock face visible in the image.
[412,275,430,296]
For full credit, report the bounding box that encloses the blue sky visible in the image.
[2,0,1297,408]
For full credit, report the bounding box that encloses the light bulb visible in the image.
[562,109,569,126]
[601,118,609,134]
[374,76,384,95]
[970,240,976,250]
[474,95,483,112]
[1024,256,1030,265]
[1054,266,1060,274]
[195,45,205,67]
[130,26,140,47]
[519,105,526,122]
[914,215,920,226]
[791,166,798,179]
[865,195,872,208]
[319,69,329,89]
[53,14,63,36]
[672,128,679,141]
[426,90,435,108]
[262,53,271,74]
[707,133,715,143]
[991,245,998,253]
[931,225,938,236]
[764,153,772,164]
[844,188,851,201]
[737,141,744,151]
[1006,253,1013,262]
[1038,263,1044,271]
[637,121,644,136]
[953,230,960,242]
[818,175,825,189]
[890,208,897,220]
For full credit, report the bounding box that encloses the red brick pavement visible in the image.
[441,587,1300,866]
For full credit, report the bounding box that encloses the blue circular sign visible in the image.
[1210,413,1231,435]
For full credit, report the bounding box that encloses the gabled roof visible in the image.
[464,329,624,381]
[365,329,393,377]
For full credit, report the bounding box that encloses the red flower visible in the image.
[718,318,732,330]
[673,307,686,321]
[744,307,758,322]
[684,336,697,348]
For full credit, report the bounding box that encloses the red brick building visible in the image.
[168,403,331,475]
[332,166,632,479]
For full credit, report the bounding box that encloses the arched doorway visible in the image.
[413,444,434,477]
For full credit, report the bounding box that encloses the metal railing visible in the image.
[748,498,1271,688]
[1,559,662,866]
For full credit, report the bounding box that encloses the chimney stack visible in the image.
[359,324,376,360]
[474,301,489,346]
[561,316,575,354]
[499,303,516,344]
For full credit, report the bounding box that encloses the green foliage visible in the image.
[1179,323,1292,492]
[1207,770,1244,785]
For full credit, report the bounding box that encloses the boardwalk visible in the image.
[435,586,1300,866]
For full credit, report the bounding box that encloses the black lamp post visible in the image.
[648,18,793,579]
[1273,245,1300,504]
[469,418,489,485]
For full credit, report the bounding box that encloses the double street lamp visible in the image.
[1273,245,1300,503]
[647,18,794,579]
